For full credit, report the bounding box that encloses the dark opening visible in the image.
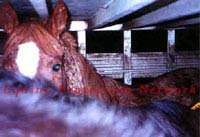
[175,29,199,51]
[131,78,155,87]
[131,30,167,52]
[69,31,78,40]
[115,78,155,87]
[86,31,123,53]
[0,32,7,55]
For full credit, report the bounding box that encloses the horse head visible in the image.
[0,0,116,102]
[0,1,77,89]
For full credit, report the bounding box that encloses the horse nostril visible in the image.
[52,63,61,72]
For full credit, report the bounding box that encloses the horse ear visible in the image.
[47,0,68,38]
[0,2,18,34]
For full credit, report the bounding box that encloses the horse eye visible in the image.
[52,63,61,72]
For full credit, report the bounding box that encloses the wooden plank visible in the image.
[29,0,49,18]
[77,31,86,57]
[176,58,199,66]
[125,0,200,29]
[90,0,157,28]
[86,51,199,78]
[132,52,166,57]
[101,74,123,79]
[94,24,123,31]
[69,21,88,31]
[87,53,122,59]
[98,68,168,78]
[167,30,176,70]
[158,17,200,28]
[123,31,132,85]
[176,51,199,56]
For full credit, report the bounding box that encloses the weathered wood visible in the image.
[123,31,132,85]
[90,0,157,28]
[87,53,122,59]
[176,54,199,68]
[157,17,200,28]
[86,51,199,78]
[77,31,86,57]
[94,24,123,31]
[69,21,88,31]
[167,30,175,70]
[29,0,49,18]
[125,0,200,29]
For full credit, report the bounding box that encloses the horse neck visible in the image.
[60,33,153,105]
[63,47,104,88]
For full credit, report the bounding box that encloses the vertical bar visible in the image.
[167,29,176,71]
[123,31,132,85]
[77,31,86,57]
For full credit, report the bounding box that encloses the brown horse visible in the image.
[0,1,199,107]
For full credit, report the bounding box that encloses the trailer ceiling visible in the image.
[0,0,199,29]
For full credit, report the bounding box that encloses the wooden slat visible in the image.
[167,30,175,70]
[176,51,199,56]
[125,0,200,29]
[94,24,123,31]
[176,51,199,68]
[87,53,122,59]
[157,17,200,28]
[123,31,132,85]
[90,0,157,28]
[69,21,88,31]
[86,51,199,78]
[77,31,86,57]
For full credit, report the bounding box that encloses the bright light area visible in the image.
[29,0,49,18]
[94,24,123,31]
[16,41,40,79]
[132,26,156,30]
[168,30,175,46]
[69,21,88,31]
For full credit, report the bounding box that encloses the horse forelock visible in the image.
[3,22,63,58]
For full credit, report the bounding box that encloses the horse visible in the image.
[0,0,199,107]
[0,67,198,137]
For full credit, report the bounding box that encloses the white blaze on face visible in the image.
[16,41,40,79]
